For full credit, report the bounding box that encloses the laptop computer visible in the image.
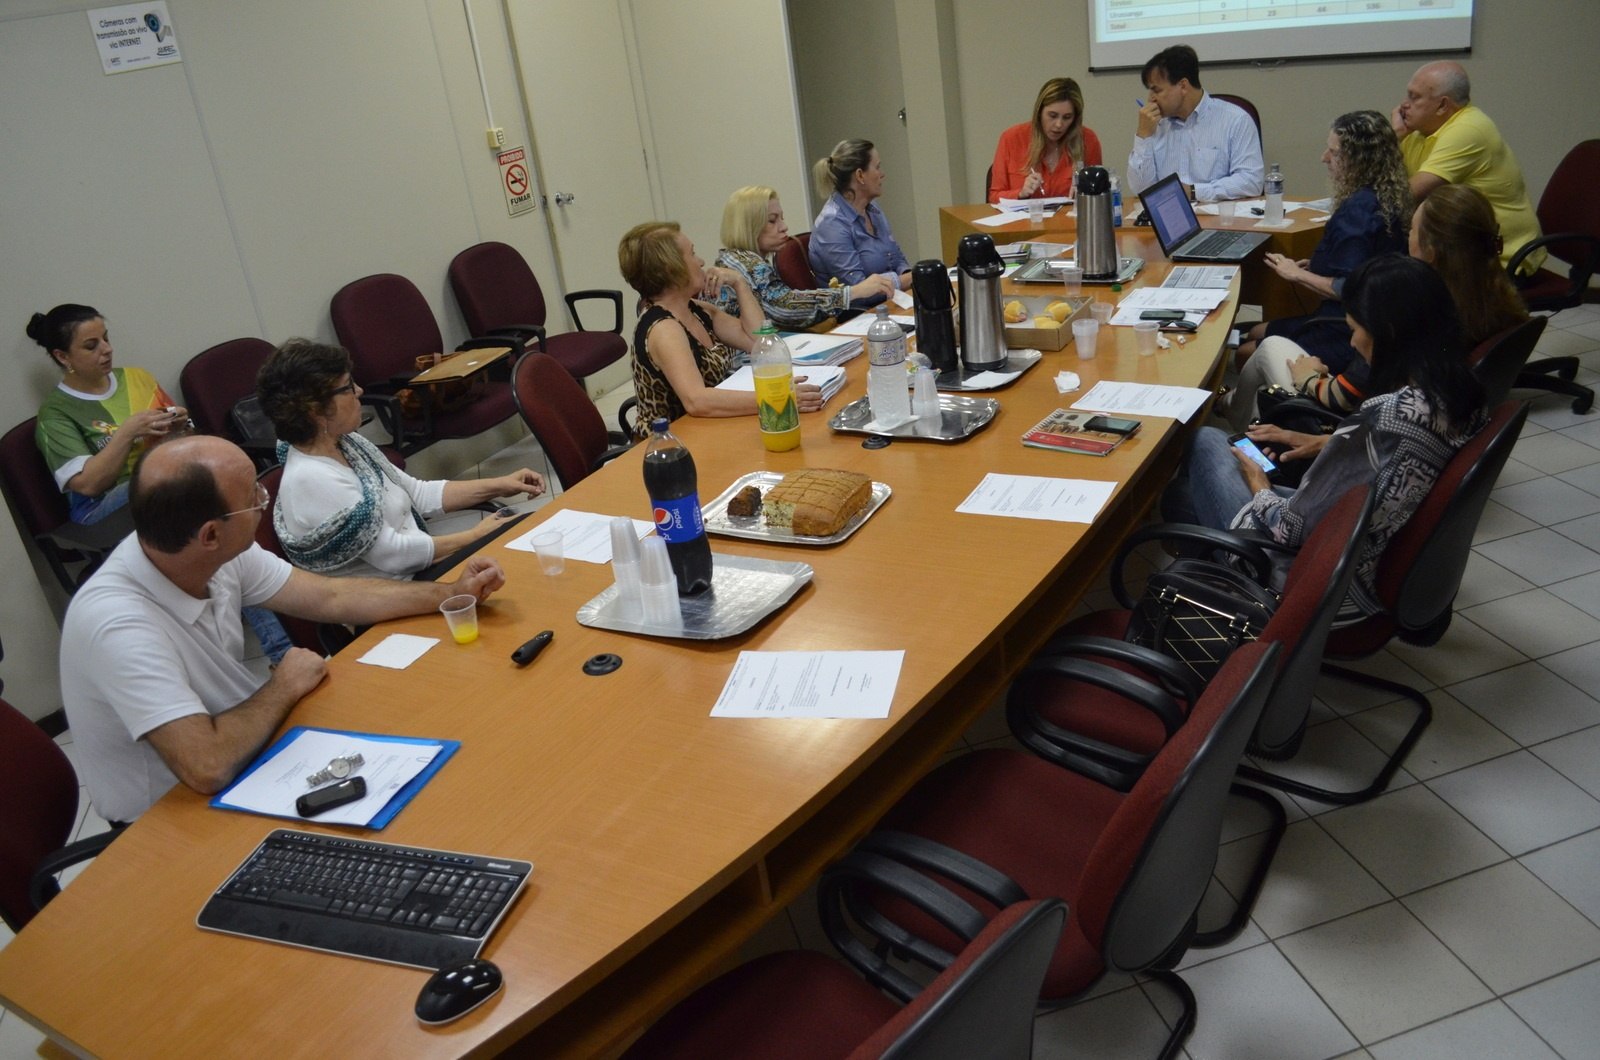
[1141,173,1270,263]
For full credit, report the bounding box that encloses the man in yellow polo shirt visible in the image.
[1392,60,1545,276]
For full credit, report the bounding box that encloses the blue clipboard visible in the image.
[210,725,460,830]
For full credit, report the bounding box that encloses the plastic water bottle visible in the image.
[1264,163,1284,224]
[1110,172,1123,228]
[866,306,912,427]
[750,319,800,452]
[642,419,713,595]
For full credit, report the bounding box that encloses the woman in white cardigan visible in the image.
[258,339,544,578]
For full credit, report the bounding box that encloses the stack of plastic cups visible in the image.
[609,516,643,619]
[639,536,683,630]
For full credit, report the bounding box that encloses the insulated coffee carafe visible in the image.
[910,259,958,374]
[955,234,1007,372]
[1075,166,1118,280]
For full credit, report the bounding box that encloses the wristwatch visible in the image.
[306,753,364,787]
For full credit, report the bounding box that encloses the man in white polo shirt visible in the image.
[60,434,506,823]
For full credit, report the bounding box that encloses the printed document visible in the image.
[1071,380,1213,423]
[955,472,1117,524]
[712,650,904,718]
[508,509,653,564]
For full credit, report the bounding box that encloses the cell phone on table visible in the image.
[296,776,367,818]
[1084,415,1141,437]
[1229,434,1276,472]
[1139,309,1186,322]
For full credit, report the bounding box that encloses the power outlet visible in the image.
[486,127,506,149]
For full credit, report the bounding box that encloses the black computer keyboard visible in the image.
[198,829,533,969]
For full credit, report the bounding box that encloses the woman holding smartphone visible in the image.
[1166,255,1486,615]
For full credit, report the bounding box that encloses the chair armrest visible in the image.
[358,392,410,451]
[565,289,624,333]
[30,826,121,913]
[44,518,135,554]
[615,397,639,442]
[588,442,636,477]
[818,845,999,1003]
[1509,231,1600,285]
[1031,633,1205,703]
[1110,522,1275,607]
[481,325,547,351]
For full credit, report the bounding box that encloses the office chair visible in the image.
[253,465,356,656]
[622,896,1065,1060]
[1008,488,1371,942]
[509,350,634,492]
[448,241,626,384]
[1507,139,1600,413]
[1469,316,1548,407]
[827,642,1279,1060]
[0,418,130,595]
[179,337,279,466]
[1211,93,1263,153]
[1235,400,1531,804]
[330,272,518,455]
[0,695,120,932]
[774,233,819,292]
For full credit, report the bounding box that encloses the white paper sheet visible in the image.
[1107,287,1226,326]
[716,364,846,404]
[506,509,654,564]
[1161,266,1238,289]
[829,313,904,337]
[997,195,1072,212]
[972,210,1032,228]
[214,729,443,826]
[1195,198,1314,215]
[711,650,905,718]
[955,473,1117,524]
[891,289,914,309]
[357,634,438,670]
[1070,380,1213,423]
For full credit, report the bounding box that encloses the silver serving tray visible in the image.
[935,351,1042,392]
[576,554,813,640]
[703,471,891,546]
[1012,256,1144,285]
[829,394,999,442]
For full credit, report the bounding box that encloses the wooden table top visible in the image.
[0,237,1237,1059]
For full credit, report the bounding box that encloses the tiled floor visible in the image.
[6,310,1600,1058]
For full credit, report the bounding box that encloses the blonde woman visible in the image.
[988,77,1102,203]
[713,186,892,326]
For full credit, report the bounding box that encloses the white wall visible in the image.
[0,0,562,719]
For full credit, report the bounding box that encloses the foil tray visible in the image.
[576,554,813,640]
[702,471,891,546]
[828,394,999,442]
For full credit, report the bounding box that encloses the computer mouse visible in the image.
[415,957,503,1025]
[1133,209,1152,226]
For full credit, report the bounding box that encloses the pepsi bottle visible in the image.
[643,418,714,595]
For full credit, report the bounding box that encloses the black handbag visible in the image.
[1113,525,1281,683]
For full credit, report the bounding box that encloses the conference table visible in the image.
[0,231,1238,1059]
[939,200,1325,319]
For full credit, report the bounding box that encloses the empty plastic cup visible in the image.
[1071,318,1099,359]
[530,530,565,575]
[1089,302,1114,325]
[440,594,479,644]
[1134,320,1160,354]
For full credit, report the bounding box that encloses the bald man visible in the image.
[60,435,507,823]
[1392,60,1544,275]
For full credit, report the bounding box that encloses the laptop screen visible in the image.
[1142,174,1202,256]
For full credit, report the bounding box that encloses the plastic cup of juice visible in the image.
[440,594,479,644]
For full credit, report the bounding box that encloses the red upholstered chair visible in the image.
[330,273,517,455]
[1508,139,1600,412]
[622,897,1064,1060]
[0,695,118,931]
[448,241,626,383]
[0,417,129,594]
[510,350,632,492]
[1469,316,1547,408]
[827,642,1279,1060]
[775,233,819,291]
[1238,400,1531,804]
[1211,93,1263,152]
[180,337,276,443]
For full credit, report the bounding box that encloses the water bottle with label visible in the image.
[750,319,800,452]
[1264,163,1284,224]
[1110,172,1123,228]
[866,305,912,427]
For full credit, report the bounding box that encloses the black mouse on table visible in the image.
[415,957,503,1025]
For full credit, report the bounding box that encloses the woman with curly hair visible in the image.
[987,77,1102,203]
[1410,183,1528,346]
[1226,110,1411,430]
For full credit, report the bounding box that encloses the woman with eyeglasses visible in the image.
[26,303,191,526]
[257,339,544,579]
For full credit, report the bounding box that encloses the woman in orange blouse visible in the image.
[987,77,1102,203]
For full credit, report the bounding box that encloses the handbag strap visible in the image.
[1110,522,1275,608]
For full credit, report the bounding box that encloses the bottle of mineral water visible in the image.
[866,305,911,426]
[1264,163,1284,223]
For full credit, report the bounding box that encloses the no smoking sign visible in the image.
[497,146,535,217]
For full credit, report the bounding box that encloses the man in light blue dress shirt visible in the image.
[1127,44,1264,202]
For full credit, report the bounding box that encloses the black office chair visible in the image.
[1508,139,1600,413]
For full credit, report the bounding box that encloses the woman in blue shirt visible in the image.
[1225,111,1410,430]
[807,140,912,305]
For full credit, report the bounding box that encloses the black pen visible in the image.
[512,630,554,666]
